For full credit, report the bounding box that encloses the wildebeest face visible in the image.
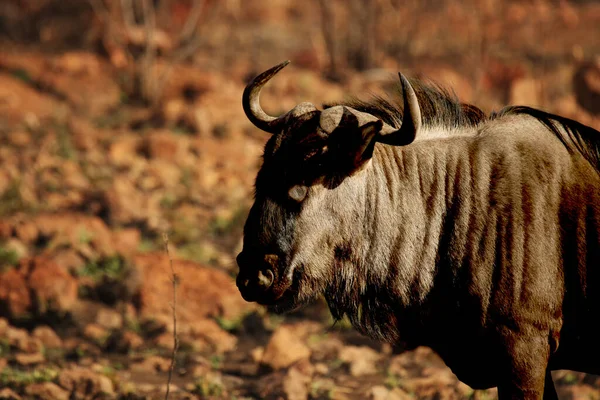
[236,110,383,310]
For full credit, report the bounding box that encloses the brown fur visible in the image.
[238,76,600,399]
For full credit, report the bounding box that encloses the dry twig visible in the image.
[163,232,179,400]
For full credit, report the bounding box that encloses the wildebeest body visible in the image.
[237,61,600,399]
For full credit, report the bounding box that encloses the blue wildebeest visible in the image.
[236,61,600,399]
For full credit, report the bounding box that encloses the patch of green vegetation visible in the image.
[0,338,10,357]
[209,354,223,370]
[177,242,219,265]
[265,313,286,330]
[138,238,158,253]
[385,372,401,390]
[307,332,328,346]
[0,367,59,389]
[0,245,20,271]
[180,168,193,190]
[93,108,129,130]
[310,380,336,399]
[55,122,76,160]
[0,179,30,217]
[171,124,195,136]
[78,228,94,245]
[560,372,579,385]
[208,206,248,238]
[329,358,344,371]
[191,375,224,397]
[78,255,128,281]
[470,390,496,400]
[11,68,32,83]
[159,193,178,209]
[215,315,245,333]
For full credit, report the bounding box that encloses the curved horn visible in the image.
[242,60,294,134]
[377,73,422,145]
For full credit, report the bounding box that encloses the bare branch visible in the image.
[120,0,137,31]
[163,232,179,400]
[179,0,205,43]
[142,0,157,104]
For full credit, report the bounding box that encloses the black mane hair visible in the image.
[326,76,600,172]
[494,106,600,172]
[325,77,486,130]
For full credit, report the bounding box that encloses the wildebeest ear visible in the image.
[352,120,383,167]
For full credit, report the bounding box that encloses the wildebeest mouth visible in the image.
[258,264,304,313]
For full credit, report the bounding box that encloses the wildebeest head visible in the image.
[236,61,422,311]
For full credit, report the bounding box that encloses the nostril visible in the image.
[257,269,274,288]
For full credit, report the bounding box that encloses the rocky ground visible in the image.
[1,1,600,399]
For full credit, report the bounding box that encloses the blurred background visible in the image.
[0,0,599,399]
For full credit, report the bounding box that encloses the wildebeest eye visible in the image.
[288,185,308,202]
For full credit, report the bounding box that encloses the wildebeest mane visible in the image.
[326,77,600,172]
[325,77,486,130]
[494,106,600,172]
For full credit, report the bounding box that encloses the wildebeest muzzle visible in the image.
[236,252,279,303]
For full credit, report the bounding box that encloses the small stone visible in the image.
[58,367,115,397]
[130,355,171,374]
[251,346,264,363]
[261,325,311,370]
[15,336,44,354]
[314,363,329,375]
[14,352,45,365]
[0,388,21,400]
[96,308,122,330]
[339,346,381,377]
[83,323,109,345]
[24,382,69,400]
[6,326,30,348]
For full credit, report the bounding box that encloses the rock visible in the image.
[112,228,141,257]
[367,386,412,400]
[106,176,156,226]
[14,221,38,244]
[130,355,172,374]
[120,330,144,351]
[83,323,109,345]
[24,382,69,400]
[49,249,85,274]
[5,325,29,348]
[63,338,102,358]
[58,367,115,397]
[135,253,253,328]
[261,325,311,370]
[24,256,78,314]
[186,319,237,353]
[143,131,188,162]
[105,329,144,353]
[0,73,59,127]
[95,308,122,330]
[283,359,314,400]
[109,135,143,168]
[256,360,313,400]
[0,268,31,317]
[0,318,8,336]
[32,326,62,349]
[0,388,21,400]
[14,335,43,354]
[339,345,381,377]
[251,346,264,363]
[14,352,45,365]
